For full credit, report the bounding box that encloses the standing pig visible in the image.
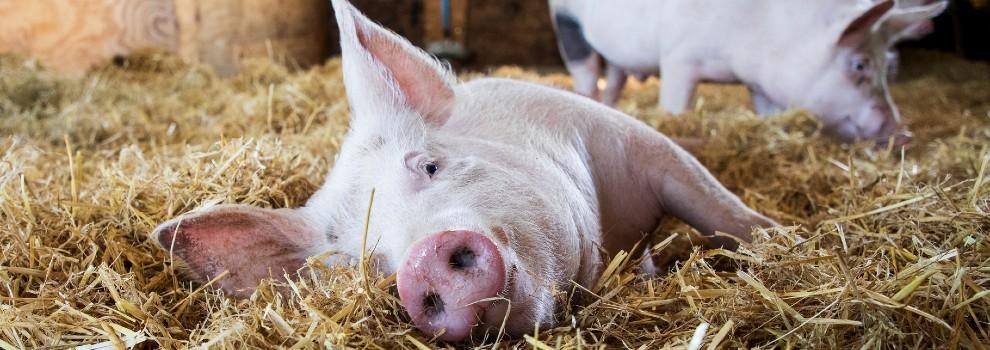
[152,0,776,343]
[550,0,947,144]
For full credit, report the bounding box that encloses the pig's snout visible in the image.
[397,230,506,342]
[872,106,912,147]
[833,104,910,146]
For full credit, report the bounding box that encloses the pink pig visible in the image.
[550,0,946,144]
[153,0,776,342]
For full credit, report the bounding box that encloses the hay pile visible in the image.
[1,50,988,349]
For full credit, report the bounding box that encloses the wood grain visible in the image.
[0,0,331,75]
[173,0,331,76]
[0,0,178,73]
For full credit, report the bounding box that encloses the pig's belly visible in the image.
[694,59,738,83]
[580,10,662,73]
[583,31,737,83]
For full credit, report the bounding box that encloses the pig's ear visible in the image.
[332,0,455,127]
[882,1,947,43]
[837,0,895,48]
[153,205,326,297]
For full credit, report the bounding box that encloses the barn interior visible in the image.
[1,0,989,349]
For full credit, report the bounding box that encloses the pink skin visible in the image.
[152,0,777,342]
[397,231,506,341]
[551,0,947,145]
[153,206,322,298]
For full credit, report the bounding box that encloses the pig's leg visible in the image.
[554,13,601,99]
[569,53,602,100]
[633,132,777,249]
[603,63,628,106]
[658,61,698,114]
[748,85,784,116]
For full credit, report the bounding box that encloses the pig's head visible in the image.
[323,0,583,341]
[154,0,589,343]
[777,0,946,145]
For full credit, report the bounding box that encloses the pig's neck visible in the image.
[453,80,669,275]
[723,1,853,106]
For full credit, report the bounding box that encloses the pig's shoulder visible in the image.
[454,78,647,135]
[455,78,610,119]
[457,78,573,102]
[455,78,583,125]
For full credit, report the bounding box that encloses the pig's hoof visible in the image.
[397,230,506,342]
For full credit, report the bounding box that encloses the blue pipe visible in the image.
[441,0,451,34]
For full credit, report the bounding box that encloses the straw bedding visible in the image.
[1,50,988,349]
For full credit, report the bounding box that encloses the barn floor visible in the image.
[1,50,988,349]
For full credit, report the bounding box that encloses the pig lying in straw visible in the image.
[550,0,947,144]
[152,0,776,342]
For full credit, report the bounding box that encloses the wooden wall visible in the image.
[0,0,179,73]
[0,0,331,75]
[349,0,562,68]
[0,0,576,74]
[173,0,331,76]
[463,0,559,67]
[422,0,468,45]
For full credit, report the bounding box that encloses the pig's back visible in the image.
[565,0,864,74]
[447,78,634,146]
[570,0,665,71]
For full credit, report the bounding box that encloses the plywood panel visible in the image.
[0,0,178,73]
[0,0,330,75]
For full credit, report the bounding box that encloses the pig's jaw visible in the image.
[478,237,559,340]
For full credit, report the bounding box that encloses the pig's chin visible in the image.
[822,120,858,143]
[471,266,519,338]
[462,240,560,341]
[471,264,552,341]
[824,120,910,148]
[823,116,873,144]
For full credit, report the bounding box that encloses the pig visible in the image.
[151,0,776,343]
[550,0,947,144]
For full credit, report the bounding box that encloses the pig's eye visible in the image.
[423,162,439,177]
[851,57,870,73]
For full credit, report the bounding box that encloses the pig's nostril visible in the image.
[423,291,445,316]
[449,246,477,270]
